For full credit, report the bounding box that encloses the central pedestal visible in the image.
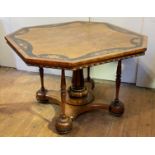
[68,69,94,106]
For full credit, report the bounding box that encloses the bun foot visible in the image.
[55,114,72,134]
[109,99,124,117]
[36,89,49,103]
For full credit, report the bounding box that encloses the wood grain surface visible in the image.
[5,21,147,69]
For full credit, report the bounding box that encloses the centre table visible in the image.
[5,21,147,134]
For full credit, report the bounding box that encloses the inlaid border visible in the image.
[10,21,144,62]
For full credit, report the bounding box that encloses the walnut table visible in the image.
[5,21,147,134]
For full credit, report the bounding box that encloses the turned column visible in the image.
[69,69,88,98]
[115,60,121,102]
[87,67,91,82]
[86,67,95,89]
[55,69,72,134]
[109,60,124,116]
[36,67,48,103]
[72,69,84,90]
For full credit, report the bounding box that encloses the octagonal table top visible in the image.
[5,21,147,70]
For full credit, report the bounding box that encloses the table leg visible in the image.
[36,67,49,103]
[86,67,95,89]
[109,60,124,116]
[55,69,72,134]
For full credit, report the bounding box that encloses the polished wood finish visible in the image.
[1,67,155,137]
[36,67,48,103]
[67,69,94,106]
[71,69,84,91]
[109,60,124,116]
[4,21,147,134]
[5,21,147,69]
[61,69,66,115]
[115,60,122,101]
[86,67,95,89]
[69,69,88,98]
[87,67,91,81]
[55,69,72,134]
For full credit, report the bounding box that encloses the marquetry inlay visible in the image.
[5,21,147,69]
